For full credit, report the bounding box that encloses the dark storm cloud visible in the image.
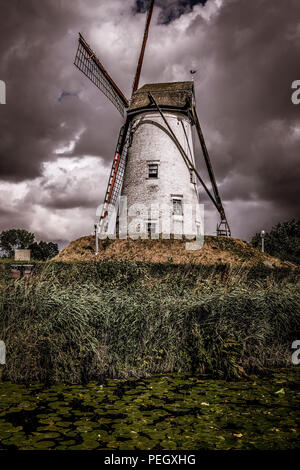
[0,0,299,242]
[0,1,77,180]
[135,0,207,23]
[0,0,125,182]
[187,0,300,225]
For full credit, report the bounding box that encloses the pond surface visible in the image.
[0,369,299,450]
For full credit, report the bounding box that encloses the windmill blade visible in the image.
[74,33,129,116]
[132,0,155,95]
[98,119,132,233]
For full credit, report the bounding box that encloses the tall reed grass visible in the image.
[0,261,299,383]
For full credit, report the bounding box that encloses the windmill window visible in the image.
[148,163,159,179]
[190,168,195,184]
[147,222,157,234]
[173,198,183,215]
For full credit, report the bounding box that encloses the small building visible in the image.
[14,249,31,262]
[11,250,33,279]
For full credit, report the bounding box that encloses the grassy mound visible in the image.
[55,235,289,267]
[0,261,299,384]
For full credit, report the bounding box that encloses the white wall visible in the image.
[121,111,200,237]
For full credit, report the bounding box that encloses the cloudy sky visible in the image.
[0,0,299,246]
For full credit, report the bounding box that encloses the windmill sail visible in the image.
[74,34,129,116]
[98,0,156,233]
[98,121,132,233]
[132,0,155,95]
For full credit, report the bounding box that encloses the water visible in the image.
[0,369,299,450]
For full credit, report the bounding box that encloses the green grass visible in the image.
[0,261,299,383]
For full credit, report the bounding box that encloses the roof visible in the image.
[129,81,194,112]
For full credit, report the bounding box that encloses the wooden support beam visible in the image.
[148,92,220,213]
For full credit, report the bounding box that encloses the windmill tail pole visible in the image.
[190,105,231,236]
[148,93,221,213]
[132,0,155,95]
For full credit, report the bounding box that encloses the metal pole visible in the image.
[95,224,99,255]
[261,230,265,253]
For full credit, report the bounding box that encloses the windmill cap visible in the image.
[129,81,194,113]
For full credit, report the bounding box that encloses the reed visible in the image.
[0,261,299,383]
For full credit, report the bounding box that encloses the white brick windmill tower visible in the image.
[122,81,200,237]
[74,0,230,243]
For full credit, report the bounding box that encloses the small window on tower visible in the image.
[147,222,157,234]
[190,168,195,184]
[173,198,183,215]
[148,163,158,179]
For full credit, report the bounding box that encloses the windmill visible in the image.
[74,0,231,241]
